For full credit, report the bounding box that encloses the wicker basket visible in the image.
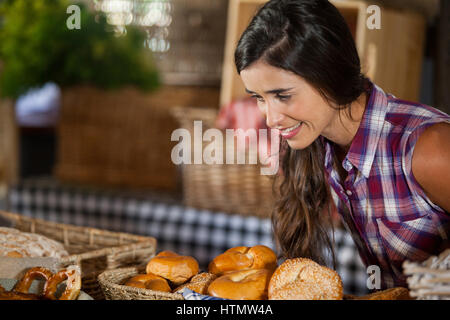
[55,85,219,192]
[171,106,276,218]
[403,248,450,300]
[98,266,184,300]
[0,210,157,300]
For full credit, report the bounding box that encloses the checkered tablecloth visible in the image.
[5,176,369,295]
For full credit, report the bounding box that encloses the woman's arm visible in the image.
[411,122,450,212]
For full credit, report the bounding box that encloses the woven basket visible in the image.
[0,210,157,300]
[98,266,184,300]
[171,106,276,218]
[403,248,450,300]
[55,85,219,191]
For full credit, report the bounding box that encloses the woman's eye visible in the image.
[276,94,290,102]
[251,95,265,102]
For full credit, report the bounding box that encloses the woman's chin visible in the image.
[285,138,311,150]
[286,136,314,150]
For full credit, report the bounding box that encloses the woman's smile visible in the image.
[279,121,303,139]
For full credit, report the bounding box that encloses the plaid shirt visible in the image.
[322,82,450,289]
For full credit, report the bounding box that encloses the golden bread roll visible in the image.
[146,251,199,285]
[207,268,273,300]
[125,273,171,292]
[208,245,277,275]
[268,258,343,300]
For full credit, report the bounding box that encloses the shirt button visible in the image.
[346,190,353,196]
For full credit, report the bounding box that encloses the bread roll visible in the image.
[146,251,199,286]
[125,273,171,292]
[208,245,277,275]
[268,258,343,300]
[207,269,273,300]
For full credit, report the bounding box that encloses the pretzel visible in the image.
[0,266,82,300]
[13,267,54,294]
[43,266,82,300]
[0,290,41,300]
[0,280,41,300]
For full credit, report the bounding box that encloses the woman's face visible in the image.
[240,59,340,150]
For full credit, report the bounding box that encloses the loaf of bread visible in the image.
[0,227,69,259]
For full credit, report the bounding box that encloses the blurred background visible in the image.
[0,0,448,295]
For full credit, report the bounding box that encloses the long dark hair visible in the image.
[235,0,368,267]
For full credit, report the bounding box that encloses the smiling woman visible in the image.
[235,0,369,270]
[235,0,450,290]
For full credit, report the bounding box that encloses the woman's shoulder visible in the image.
[376,94,450,154]
[410,122,450,212]
[383,96,449,132]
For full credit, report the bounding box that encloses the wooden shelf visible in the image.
[220,0,426,107]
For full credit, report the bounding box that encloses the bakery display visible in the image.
[146,251,199,286]
[0,265,81,300]
[207,268,273,300]
[208,245,277,275]
[0,227,69,258]
[268,258,343,300]
[111,246,417,300]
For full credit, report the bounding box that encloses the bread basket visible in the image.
[403,248,450,300]
[171,106,276,218]
[0,210,157,300]
[98,266,184,300]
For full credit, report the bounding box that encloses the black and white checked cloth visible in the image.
[6,176,369,295]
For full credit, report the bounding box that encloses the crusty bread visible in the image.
[0,227,68,259]
[268,258,343,300]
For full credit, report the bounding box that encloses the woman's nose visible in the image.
[265,105,283,129]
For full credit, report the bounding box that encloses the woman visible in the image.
[235,0,450,289]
